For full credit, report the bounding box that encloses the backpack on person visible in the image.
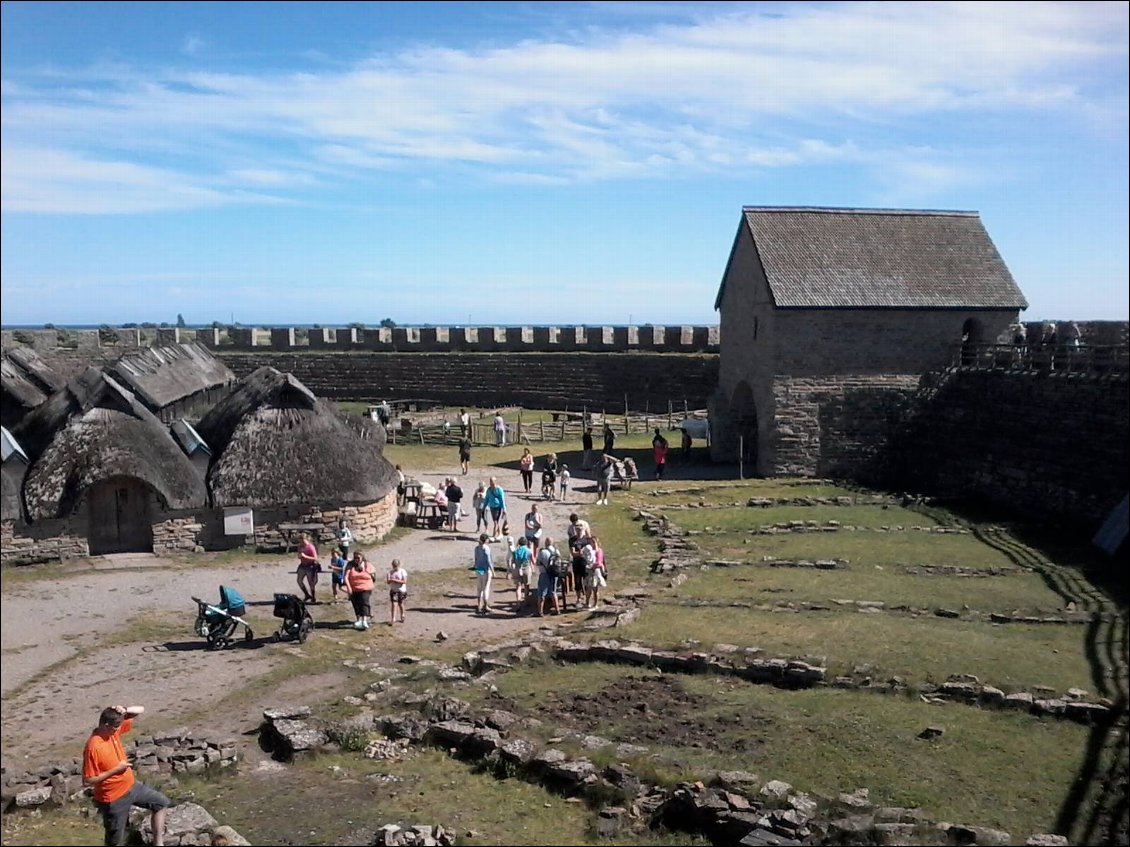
[547,548,570,578]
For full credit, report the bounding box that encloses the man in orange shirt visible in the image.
[82,705,169,846]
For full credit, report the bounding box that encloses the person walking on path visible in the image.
[458,436,473,476]
[459,409,471,438]
[336,518,354,560]
[536,537,563,617]
[296,532,321,604]
[603,423,616,455]
[328,548,348,603]
[472,481,489,533]
[510,536,533,606]
[83,705,170,847]
[484,476,508,540]
[652,428,669,480]
[473,533,496,616]
[386,558,408,624]
[344,552,376,630]
[559,464,571,501]
[595,454,615,505]
[445,477,464,532]
[584,535,607,609]
[581,426,594,470]
[523,502,544,554]
[518,447,535,493]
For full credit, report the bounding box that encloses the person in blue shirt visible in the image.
[483,476,507,541]
[473,534,495,616]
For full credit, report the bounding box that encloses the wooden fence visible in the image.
[387,405,708,447]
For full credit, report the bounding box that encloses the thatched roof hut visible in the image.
[196,366,397,508]
[14,367,208,521]
[1,348,65,428]
[107,342,235,421]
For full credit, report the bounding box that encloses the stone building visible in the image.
[710,206,1028,479]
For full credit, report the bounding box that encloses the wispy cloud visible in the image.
[2,1,1125,213]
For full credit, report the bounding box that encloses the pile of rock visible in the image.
[372,822,456,846]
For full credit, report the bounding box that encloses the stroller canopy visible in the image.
[219,585,246,610]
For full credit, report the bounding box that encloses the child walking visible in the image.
[386,558,408,624]
[558,464,570,501]
[329,549,348,602]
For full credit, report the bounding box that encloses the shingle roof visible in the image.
[716,207,1028,310]
[108,342,235,412]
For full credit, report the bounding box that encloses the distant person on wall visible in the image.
[386,558,408,625]
[296,532,321,604]
[473,533,495,616]
[484,476,508,540]
[1063,320,1082,353]
[494,411,507,447]
[603,423,616,455]
[519,447,535,494]
[1012,323,1028,362]
[581,426,594,470]
[445,477,464,533]
[459,408,471,438]
[458,435,472,475]
[83,705,170,847]
[652,428,669,480]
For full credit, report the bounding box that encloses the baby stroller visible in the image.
[272,593,314,643]
[192,586,254,650]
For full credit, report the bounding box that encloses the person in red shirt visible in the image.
[82,705,170,846]
[296,532,321,604]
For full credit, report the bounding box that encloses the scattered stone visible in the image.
[917,726,945,740]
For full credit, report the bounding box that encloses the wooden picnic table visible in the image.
[277,523,324,552]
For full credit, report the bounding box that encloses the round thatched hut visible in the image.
[4,367,208,560]
[195,366,399,550]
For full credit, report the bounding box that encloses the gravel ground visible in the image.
[0,463,599,767]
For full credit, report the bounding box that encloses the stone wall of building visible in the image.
[890,369,1129,527]
[214,351,720,411]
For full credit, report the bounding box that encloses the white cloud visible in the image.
[1,1,1124,213]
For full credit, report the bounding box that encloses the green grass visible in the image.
[691,530,1022,571]
[671,503,944,532]
[675,563,1072,616]
[606,604,1098,693]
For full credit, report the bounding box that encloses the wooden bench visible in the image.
[278,523,324,552]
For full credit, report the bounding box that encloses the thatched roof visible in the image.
[195,366,397,508]
[16,367,208,521]
[108,342,235,413]
[1,347,65,411]
[716,207,1028,310]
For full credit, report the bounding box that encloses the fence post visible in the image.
[517,410,523,444]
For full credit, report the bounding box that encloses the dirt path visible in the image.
[0,463,606,767]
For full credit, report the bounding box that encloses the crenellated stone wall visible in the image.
[214,351,720,411]
[1,324,720,354]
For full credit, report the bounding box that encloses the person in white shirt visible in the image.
[386,559,408,625]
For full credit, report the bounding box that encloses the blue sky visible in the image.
[1,1,1127,327]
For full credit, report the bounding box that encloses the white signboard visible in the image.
[223,506,254,536]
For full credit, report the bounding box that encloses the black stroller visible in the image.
[272,593,314,643]
[192,586,254,650]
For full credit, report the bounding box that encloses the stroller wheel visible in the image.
[207,636,222,651]
[244,628,254,643]
[297,618,313,644]
[271,631,281,643]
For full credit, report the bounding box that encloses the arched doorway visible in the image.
[731,381,759,475]
[960,317,984,366]
[87,477,153,555]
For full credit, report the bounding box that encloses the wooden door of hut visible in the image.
[87,478,152,554]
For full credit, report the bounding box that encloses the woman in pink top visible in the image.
[296,533,321,604]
